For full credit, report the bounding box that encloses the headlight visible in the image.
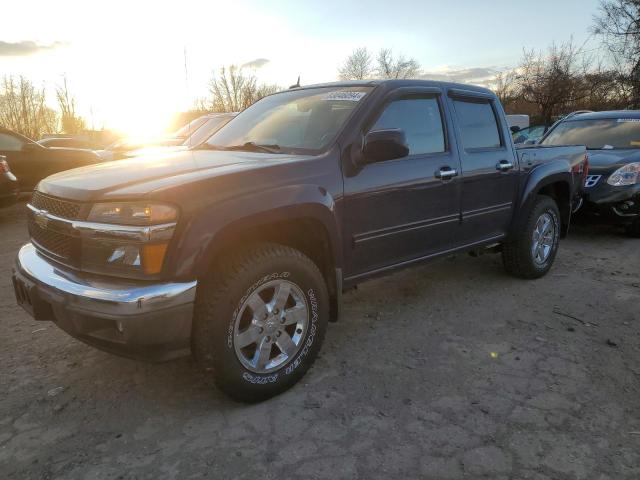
[79,202,178,277]
[607,162,640,186]
[87,202,178,226]
[82,241,170,276]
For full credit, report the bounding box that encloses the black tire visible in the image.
[625,220,640,238]
[192,243,329,402]
[502,195,561,279]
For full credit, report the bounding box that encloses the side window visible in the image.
[453,99,501,149]
[0,133,24,151]
[370,97,445,155]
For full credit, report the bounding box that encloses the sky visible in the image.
[1,0,604,137]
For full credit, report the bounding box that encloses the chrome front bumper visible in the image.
[13,243,197,361]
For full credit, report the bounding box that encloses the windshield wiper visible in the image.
[223,142,282,154]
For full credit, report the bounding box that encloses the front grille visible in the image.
[30,192,82,220]
[29,220,73,259]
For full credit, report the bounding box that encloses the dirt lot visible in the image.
[1,199,639,480]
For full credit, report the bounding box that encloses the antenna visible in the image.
[289,76,301,89]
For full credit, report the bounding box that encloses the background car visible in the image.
[507,114,530,130]
[0,155,19,208]
[0,127,102,191]
[120,112,238,159]
[539,110,640,236]
[37,137,104,150]
[512,125,547,144]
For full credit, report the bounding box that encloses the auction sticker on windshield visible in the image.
[322,91,368,102]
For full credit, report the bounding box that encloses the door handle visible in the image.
[496,160,514,172]
[435,167,458,180]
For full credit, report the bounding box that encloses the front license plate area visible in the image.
[12,272,53,320]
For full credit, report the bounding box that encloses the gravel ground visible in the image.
[1,199,639,480]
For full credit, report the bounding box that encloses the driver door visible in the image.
[343,91,462,279]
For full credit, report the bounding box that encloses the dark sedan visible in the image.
[0,127,102,192]
[38,137,104,150]
[0,155,19,208]
[540,110,640,236]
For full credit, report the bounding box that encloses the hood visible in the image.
[124,145,188,159]
[37,149,311,201]
[587,148,640,172]
[47,146,102,160]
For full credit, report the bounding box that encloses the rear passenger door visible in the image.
[449,91,519,246]
[343,89,462,278]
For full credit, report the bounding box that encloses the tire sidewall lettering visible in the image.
[285,288,318,376]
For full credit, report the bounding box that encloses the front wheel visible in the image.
[502,195,561,279]
[192,243,329,402]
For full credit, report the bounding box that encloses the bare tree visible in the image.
[493,69,519,110]
[0,76,58,139]
[207,65,280,112]
[376,48,420,79]
[517,41,591,126]
[338,47,374,80]
[593,0,640,107]
[56,76,85,134]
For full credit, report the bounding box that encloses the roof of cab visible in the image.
[568,110,640,121]
[287,79,495,96]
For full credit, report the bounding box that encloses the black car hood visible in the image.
[46,146,101,158]
[587,149,640,172]
[37,149,311,201]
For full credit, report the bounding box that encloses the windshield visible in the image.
[542,118,640,150]
[174,116,209,138]
[183,115,234,147]
[513,125,545,144]
[204,86,373,154]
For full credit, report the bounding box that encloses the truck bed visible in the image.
[515,144,586,171]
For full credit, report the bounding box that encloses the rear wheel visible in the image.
[502,195,561,279]
[192,243,329,402]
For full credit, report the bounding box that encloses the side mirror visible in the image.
[362,129,409,164]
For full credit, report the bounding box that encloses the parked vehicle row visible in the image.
[12,79,588,402]
[0,113,238,195]
[0,127,102,192]
[120,113,237,159]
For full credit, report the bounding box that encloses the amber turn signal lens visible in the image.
[141,243,168,274]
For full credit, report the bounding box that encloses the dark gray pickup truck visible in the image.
[13,80,588,401]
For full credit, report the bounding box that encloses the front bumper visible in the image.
[580,181,640,225]
[13,243,197,362]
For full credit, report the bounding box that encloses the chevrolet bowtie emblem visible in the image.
[34,209,49,229]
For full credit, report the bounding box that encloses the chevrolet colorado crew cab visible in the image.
[13,80,588,402]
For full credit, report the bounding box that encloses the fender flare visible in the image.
[167,184,342,279]
[513,162,574,237]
